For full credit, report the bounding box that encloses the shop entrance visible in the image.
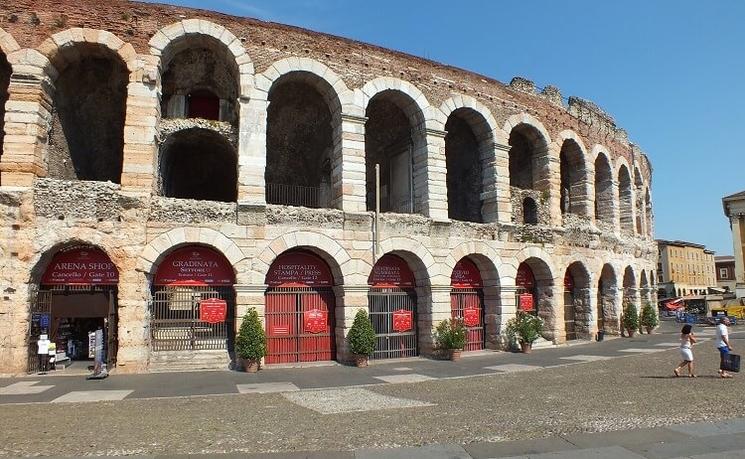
[150,246,236,352]
[515,263,536,314]
[368,254,418,359]
[265,251,336,364]
[450,258,485,351]
[28,246,119,373]
[564,271,577,341]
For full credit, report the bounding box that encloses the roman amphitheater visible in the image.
[0,0,656,374]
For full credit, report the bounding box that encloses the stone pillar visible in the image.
[498,285,517,348]
[494,143,512,224]
[732,217,745,298]
[338,114,367,212]
[479,137,498,223]
[114,270,150,374]
[418,128,448,221]
[574,286,592,340]
[237,96,267,205]
[421,285,450,355]
[121,56,159,192]
[538,283,562,343]
[545,148,561,226]
[483,284,503,349]
[336,285,369,362]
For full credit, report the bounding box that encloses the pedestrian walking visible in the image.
[673,324,696,377]
[716,316,734,378]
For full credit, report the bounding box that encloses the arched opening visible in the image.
[266,73,337,209]
[634,168,644,235]
[645,188,653,237]
[594,153,614,226]
[150,245,236,366]
[640,270,651,309]
[450,257,485,351]
[564,262,591,341]
[47,44,128,183]
[0,51,10,183]
[597,264,618,335]
[265,250,337,364]
[365,90,425,214]
[523,197,538,225]
[445,108,487,223]
[158,128,237,202]
[618,165,634,233]
[622,266,637,331]
[368,254,418,359]
[29,245,120,373]
[509,123,549,225]
[160,36,238,124]
[559,139,587,220]
[516,258,555,340]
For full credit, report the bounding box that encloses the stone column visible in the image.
[482,284,503,349]
[545,148,561,227]
[498,285,517,348]
[421,285,450,356]
[538,283,562,343]
[479,137,498,223]
[494,143,512,224]
[335,285,369,362]
[732,217,745,298]
[338,114,367,212]
[418,128,448,221]
[114,270,150,374]
[237,96,268,205]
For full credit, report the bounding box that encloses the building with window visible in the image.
[656,240,716,298]
[715,256,736,293]
[0,1,656,374]
[723,191,745,297]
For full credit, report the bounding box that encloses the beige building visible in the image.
[656,240,716,298]
[723,191,745,297]
[0,1,656,375]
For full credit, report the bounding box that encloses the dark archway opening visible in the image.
[594,153,613,226]
[509,128,536,190]
[0,51,10,184]
[159,128,237,202]
[47,44,128,183]
[187,89,220,120]
[365,92,418,214]
[559,139,586,218]
[564,262,591,341]
[523,197,538,225]
[597,264,618,335]
[445,110,483,223]
[619,166,634,233]
[266,77,334,209]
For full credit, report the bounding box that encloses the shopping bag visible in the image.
[722,353,741,373]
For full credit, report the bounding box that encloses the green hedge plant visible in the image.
[640,302,659,331]
[623,303,639,333]
[235,308,266,364]
[434,318,467,350]
[348,309,376,356]
[505,311,544,345]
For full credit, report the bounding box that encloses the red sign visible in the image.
[155,246,234,286]
[516,263,535,290]
[199,298,227,323]
[304,308,328,334]
[463,307,480,327]
[451,258,483,288]
[564,271,575,291]
[369,254,415,287]
[392,309,414,332]
[266,251,333,287]
[271,326,289,335]
[519,293,535,311]
[41,246,119,285]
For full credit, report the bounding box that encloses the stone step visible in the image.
[148,350,232,373]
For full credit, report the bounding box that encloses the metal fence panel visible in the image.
[451,288,485,351]
[368,288,417,359]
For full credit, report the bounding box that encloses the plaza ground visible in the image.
[1,320,744,457]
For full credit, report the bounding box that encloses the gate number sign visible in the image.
[304,308,327,334]
[392,309,413,333]
[199,298,227,324]
[463,307,480,327]
[519,294,535,312]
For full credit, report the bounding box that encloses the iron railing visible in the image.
[368,287,418,359]
[266,183,320,208]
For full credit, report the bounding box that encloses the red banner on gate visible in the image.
[199,298,227,323]
[304,308,327,334]
[369,254,415,287]
[41,246,119,285]
[516,263,535,290]
[451,258,483,288]
[519,293,535,312]
[266,251,333,287]
[463,307,480,327]
[155,246,234,286]
[392,309,413,332]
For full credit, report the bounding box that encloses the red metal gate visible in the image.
[450,289,484,351]
[265,287,336,364]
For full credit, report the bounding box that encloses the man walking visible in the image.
[716,316,734,378]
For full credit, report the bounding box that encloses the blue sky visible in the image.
[144,0,745,255]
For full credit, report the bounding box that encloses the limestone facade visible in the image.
[0,2,656,374]
[656,240,716,298]
[723,191,745,298]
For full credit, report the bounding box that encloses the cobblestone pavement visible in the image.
[1,322,744,457]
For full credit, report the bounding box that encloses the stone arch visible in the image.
[28,238,124,286]
[361,77,431,129]
[499,113,551,147]
[622,265,638,308]
[512,249,557,341]
[439,95,498,136]
[598,263,620,334]
[644,186,653,237]
[0,28,17,186]
[564,260,593,340]
[593,147,615,227]
[640,269,651,306]
[38,28,138,75]
[138,227,246,277]
[0,27,20,55]
[149,19,253,97]
[556,130,591,219]
[508,246,557,285]
[253,231,359,286]
[378,236,440,286]
[617,162,634,233]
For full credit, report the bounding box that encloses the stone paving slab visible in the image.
[356,443,470,458]
[374,374,436,383]
[282,387,434,414]
[237,382,300,394]
[483,364,543,372]
[559,355,613,362]
[498,445,647,459]
[562,427,692,449]
[463,437,577,458]
[625,433,745,459]
[666,418,745,437]
[618,348,661,353]
[51,389,133,403]
[0,381,53,395]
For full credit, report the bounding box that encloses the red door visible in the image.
[450,289,485,351]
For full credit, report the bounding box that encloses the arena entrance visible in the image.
[563,271,577,341]
[450,258,485,351]
[368,254,418,359]
[150,246,236,353]
[515,263,536,314]
[265,251,336,364]
[28,246,119,373]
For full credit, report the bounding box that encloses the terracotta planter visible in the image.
[353,354,369,368]
[627,329,636,338]
[645,326,654,334]
[449,349,462,361]
[240,358,260,373]
[520,342,532,354]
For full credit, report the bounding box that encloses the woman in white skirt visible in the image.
[674,324,697,377]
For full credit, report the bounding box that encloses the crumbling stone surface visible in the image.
[158,118,238,147]
[33,178,123,221]
[149,196,237,224]
[266,205,344,228]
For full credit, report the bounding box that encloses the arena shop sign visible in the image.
[41,247,119,285]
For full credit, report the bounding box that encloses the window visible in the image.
[720,267,729,279]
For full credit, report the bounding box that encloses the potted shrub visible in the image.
[623,303,639,338]
[235,308,266,373]
[505,311,543,353]
[640,302,659,334]
[347,309,376,367]
[434,318,467,360]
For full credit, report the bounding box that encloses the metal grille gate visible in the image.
[564,291,577,341]
[368,287,417,359]
[27,289,52,373]
[451,289,485,351]
[265,287,336,364]
[150,286,234,351]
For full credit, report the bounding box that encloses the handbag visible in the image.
[721,353,741,373]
